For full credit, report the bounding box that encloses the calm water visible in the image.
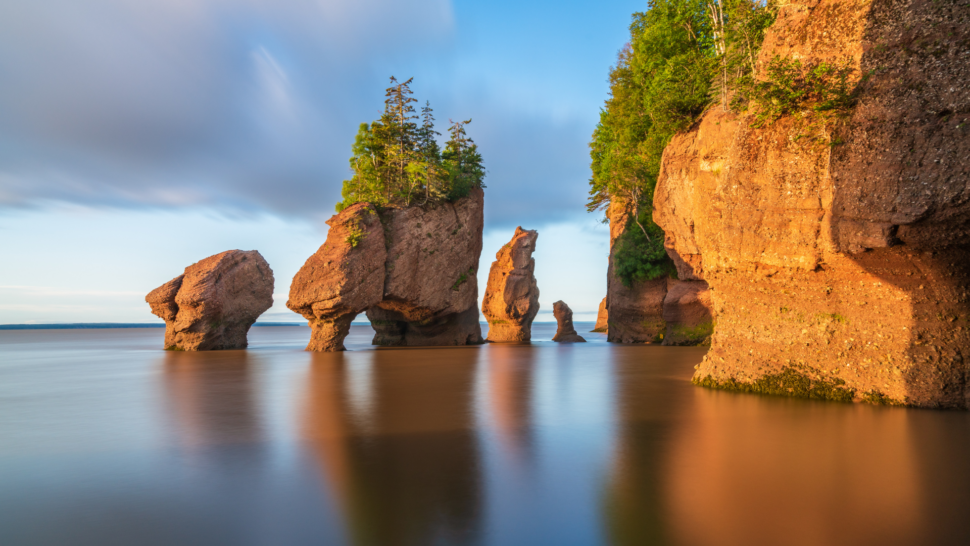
[2,324,970,546]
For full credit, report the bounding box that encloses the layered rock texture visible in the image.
[146,250,274,351]
[654,0,970,407]
[482,227,540,342]
[592,297,608,333]
[288,189,485,351]
[662,280,713,346]
[552,301,586,343]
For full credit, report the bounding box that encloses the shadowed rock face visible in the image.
[592,297,608,333]
[482,227,540,342]
[287,203,386,351]
[661,280,713,346]
[552,301,586,343]
[653,0,970,407]
[606,202,668,344]
[146,250,274,351]
[288,189,485,351]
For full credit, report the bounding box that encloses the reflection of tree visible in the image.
[162,350,262,449]
[303,349,482,546]
[486,345,536,465]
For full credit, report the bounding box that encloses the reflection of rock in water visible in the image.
[666,392,923,546]
[486,344,535,465]
[303,348,482,546]
[161,351,263,448]
[602,348,670,546]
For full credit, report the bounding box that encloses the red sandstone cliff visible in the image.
[654,0,970,407]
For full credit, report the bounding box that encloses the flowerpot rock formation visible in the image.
[592,297,608,333]
[552,301,586,343]
[287,188,485,351]
[146,250,274,351]
[482,227,540,342]
[653,0,970,407]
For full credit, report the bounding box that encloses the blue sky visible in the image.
[0,0,643,324]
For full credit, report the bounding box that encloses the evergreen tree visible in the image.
[334,78,485,212]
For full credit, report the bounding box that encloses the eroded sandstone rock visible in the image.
[606,202,667,343]
[661,280,713,346]
[552,301,586,343]
[592,297,608,333]
[653,0,970,407]
[146,250,274,351]
[287,203,386,351]
[482,227,540,342]
[366,188,485,346]
[288,189,485,350]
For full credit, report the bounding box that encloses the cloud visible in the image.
[0,0,596,227]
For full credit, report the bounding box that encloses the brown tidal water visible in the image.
[2,324,970,546]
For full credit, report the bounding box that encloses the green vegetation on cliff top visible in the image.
[336,77,485,212]
[589,1,776,285]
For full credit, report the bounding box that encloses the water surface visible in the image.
[2,324,969,545]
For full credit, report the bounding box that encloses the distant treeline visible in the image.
[589,0,777,286]
[336,77,486,212]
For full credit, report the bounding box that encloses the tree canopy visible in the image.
[336,77,486,212]
[590,0,776,286]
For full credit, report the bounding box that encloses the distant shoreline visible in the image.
[1,320,581,330]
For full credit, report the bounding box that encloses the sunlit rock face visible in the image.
[552,300,586,343]
[593,297,608,333]
[146,250,274,351]
[289,189,485,351]
[481,226,540,342]
[287,203,387,352]
[606,202,667,344]
[653,0,970,407]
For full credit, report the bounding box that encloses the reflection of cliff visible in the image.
[666,392,924,545]
[302,349,482,546]
[162,351,262,449]
[602,352,670,545]
[485,345,535,464]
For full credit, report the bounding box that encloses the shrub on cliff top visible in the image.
[336,77,485,212]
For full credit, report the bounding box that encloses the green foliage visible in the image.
[694,366,856,403]
[451,268,474,291]
[336,78,485,212]
[613,209,676,287]
[739,56,860,127]
[589,1,775,287]
[345,221,364,248]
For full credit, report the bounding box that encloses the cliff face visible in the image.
[147,250,274,351]
[654,0,970,407]
[606,202,667,343]
[289,189,485,350]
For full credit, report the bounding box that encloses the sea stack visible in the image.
[592,297,608,333]
[286,203,386,351]
[654,0,970,407]
[146,250,274,351]
[552,301,586,343]
[288,188,485,350]
[482,227,540,342]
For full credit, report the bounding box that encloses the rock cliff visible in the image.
[606,202,668,343]
[552,301,586,343]
[146,250,274,351]
[288,189,485,350]
[482,227,540,342]
[592,297,608,333]
[654,0,970,407]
